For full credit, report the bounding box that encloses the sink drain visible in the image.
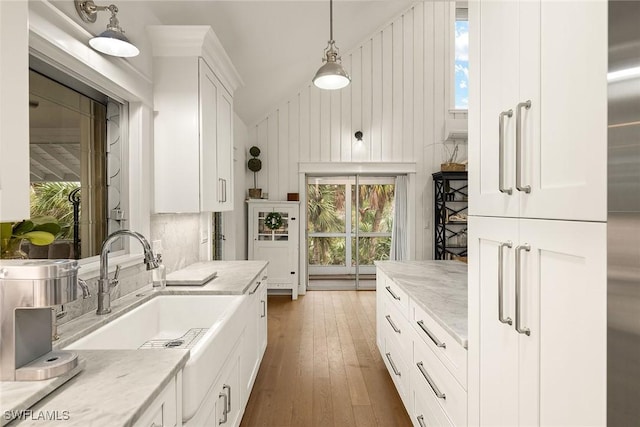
[164,340,184,348]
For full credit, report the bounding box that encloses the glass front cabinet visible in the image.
[247,200,299,299]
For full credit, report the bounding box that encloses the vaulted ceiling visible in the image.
[143,1,415,126]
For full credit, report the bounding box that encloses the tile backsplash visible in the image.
[57,213,202,326]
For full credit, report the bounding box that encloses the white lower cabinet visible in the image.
[468,216,606,426]
[376,269,468,426]
[135,372,182,427]
[241,270,268,406]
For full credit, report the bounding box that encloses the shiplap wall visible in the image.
[249,1,461,260]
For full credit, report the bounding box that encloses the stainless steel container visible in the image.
[0,259,81,381]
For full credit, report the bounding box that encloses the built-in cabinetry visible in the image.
[247,201,299,299]
[134,372,182,427]
[468,1,607,425]
[377,268,467,426]
[241,273,268,405]
[469,0,606,222]
[433,172,468,260]
[148,26,242,213]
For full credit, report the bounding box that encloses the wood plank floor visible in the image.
[240,291,412,427]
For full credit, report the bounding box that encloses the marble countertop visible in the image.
[0,260,267,426]
[375,260,468,348]
[6,350,189,427]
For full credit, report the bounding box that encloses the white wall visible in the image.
[223,113,249,260]
[249,2,458,260]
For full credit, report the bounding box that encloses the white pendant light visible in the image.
[75,0,139,58]
[313,0,350,90]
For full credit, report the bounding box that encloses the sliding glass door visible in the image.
[307,176,395,282]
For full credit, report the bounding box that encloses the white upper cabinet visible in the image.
[470,0,607,221]
[0,1,30,222]
[148,26,242,213]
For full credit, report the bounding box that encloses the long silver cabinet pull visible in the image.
[249,281,261,294]
[385,315,401,334]
[499,109,514,195]
[498,241,513,325]
[385,286,401,301]
[218,391,228,424]
[416,415,427,427]
[516,100,532,193]
[417,362,446,399]
[515,244,531,336]
[416,320,446,348]
[223,384,231,413]
[261,300,266,318]
[385,352,401,377]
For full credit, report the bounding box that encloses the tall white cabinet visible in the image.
[469,0,607,222]
[148,26,242,213]
[468,1,607,425]
[247,201,299,300]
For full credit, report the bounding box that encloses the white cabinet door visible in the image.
[199,58,219,212]
[469,216,606,426]
[470,0,607,222]
[468,216,519,426]
[520,1,607,222]
[469,0,520,218]
[520,219,606,426]
[216,84,234,211]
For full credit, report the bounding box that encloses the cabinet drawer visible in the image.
[380,275,410,319]
[383,335,410,407]
[411,300,467,389]
[134,375,178,427]
[383,297,411,358]
[412,377,453,427]
[413,335,467,427]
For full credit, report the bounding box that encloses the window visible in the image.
[25,69,123,259]
[454,6,469,110]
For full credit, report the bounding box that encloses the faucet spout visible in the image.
[97,230,158,315]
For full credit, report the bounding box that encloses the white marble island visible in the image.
[375,260,468,426]
[1,260,268,427]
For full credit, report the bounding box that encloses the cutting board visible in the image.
[166,262,218,286]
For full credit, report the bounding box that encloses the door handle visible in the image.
[218,390,228,424]
[515,244,531,336]
[261,300,266,318]
[499,109,514,195]
[417,320,446,348]
[223,384,231,413]
[218,178,224,203]
[385,352,401,377]
[416,415,427,427]
[498,241,513,325]
[385,286,401,301]
[516,100,532,193]
[417,362,446,399]
[385,315,401,334]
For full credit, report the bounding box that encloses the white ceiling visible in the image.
[144,1,415,126]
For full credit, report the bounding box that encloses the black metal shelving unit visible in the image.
[432,171,468,260]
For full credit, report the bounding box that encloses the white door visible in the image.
[217,82,234,211]
[199,58,219,212]
[519,1,607,222]
[520,219,606,426]
[469,0,520,218]
[468,216,519,426]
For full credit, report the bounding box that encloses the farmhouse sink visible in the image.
[66,294,247,421]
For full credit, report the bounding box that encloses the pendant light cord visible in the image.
[329,0,333,42]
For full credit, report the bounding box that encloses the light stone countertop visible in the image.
[0,260,267,426]
[375,260,468,348]
[7,350,189,427]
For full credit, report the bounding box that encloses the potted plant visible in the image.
[0,216,60,259]
[247,146,263,199]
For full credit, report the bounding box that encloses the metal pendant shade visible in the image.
[75,0,139,58]
[313,0,350,90]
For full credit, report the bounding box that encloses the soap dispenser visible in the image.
[152,241,166,289]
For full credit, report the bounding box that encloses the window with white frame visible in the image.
[454,5,469,110]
